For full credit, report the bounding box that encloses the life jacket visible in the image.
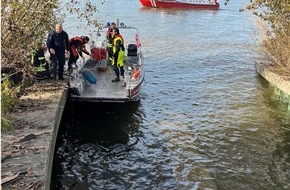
[69,36,89,57]
[69,36,84,45]
[112,34,124,47]
[106,28,113,48]
[106,28,113,39]
[131,69,140,80]
[112,34,125,66]
[135,34,141,47]
[31,50,47,72]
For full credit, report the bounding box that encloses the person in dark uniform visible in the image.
[46,23,70,80]
[31,44,50,79]
[67,36,91,71]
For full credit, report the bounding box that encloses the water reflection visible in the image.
[257,75,290,113]
[138,6,219,15]
[50,102,143,190]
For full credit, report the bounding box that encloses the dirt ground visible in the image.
[1,80,67,190]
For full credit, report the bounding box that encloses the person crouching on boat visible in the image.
[67,36,91,71]
[111,28,125,84]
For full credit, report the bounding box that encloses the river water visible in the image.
[50,0,290,189]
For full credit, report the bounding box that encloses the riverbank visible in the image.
[255,59,290,104]
[1,80,67,190]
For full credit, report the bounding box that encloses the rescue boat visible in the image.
[68,20,145,103]
[139,0,220,10]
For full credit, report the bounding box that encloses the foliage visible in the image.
[1,117,12,132]
[244,0,290,71]
[1,0,59,94]
[1,0,101,89]
[65,0,100,26]
[1,0,102,126]
[1,0,59,131]
[1,78,18,131]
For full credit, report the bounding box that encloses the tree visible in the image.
[1,0,59,89]
[245,0,290,71]
[1,0,59,130]
[1,0,102,131]
[1,0,100,89]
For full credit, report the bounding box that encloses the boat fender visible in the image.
[82,68,97,84]
[131,69,140,80]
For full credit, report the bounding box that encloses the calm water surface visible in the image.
[51,0,290,189]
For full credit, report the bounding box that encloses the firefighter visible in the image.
[111,28,125,85]
[68,36,91,71]
[31,44,50,79]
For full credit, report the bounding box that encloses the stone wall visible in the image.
[255,60,290,110]
[1,81,67,190]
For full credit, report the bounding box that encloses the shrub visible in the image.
[1,77,18,131]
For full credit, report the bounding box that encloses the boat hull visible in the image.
[139,0,220,10]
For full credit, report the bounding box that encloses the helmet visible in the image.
[82,36,90,43]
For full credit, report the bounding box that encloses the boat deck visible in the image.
[70,57,138,102]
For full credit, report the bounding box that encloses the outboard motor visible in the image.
[127,44,138,56]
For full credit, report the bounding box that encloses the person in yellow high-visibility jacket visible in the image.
[111,28,125,83]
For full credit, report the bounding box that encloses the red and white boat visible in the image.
[139,0,220,10]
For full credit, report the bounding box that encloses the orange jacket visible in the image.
[69,36,90,57]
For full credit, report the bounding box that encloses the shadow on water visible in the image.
[256,75,290,182]
[50,100,143,190]
[257,75,290,112]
